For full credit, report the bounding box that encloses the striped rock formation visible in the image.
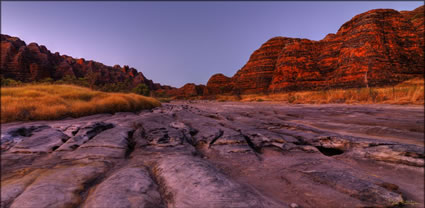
[204,6,424,95]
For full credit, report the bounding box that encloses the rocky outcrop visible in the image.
[174,83,205,98]
[401,6,424,50]
[156,83,205,99]
[205,6,424,95]
[1,102,423,207]
[233,37,301,94]
[0,34,170,90]
[204,73,233,95]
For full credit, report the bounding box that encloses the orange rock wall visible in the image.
[204,6,424,95]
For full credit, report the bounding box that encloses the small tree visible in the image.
[132,83,150,96]
[62,75,75,84]
[234,88,242,100]
[86,70,101,89]
[77,77,90,88]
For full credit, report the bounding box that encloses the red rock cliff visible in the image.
[204,6,424,95]
[0,34,169,90]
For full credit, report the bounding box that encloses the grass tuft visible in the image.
[1,84,160,123]
[214,78,424,105]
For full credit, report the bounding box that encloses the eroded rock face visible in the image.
[204,6,424,95]
[82,167,164,208]
[204,73,233,95]
[233,37,300,94]
[0,34,171,91]
[152,155,284,208]
[9,163,107,208]
[1,102,423,208]
[165,83,206,99]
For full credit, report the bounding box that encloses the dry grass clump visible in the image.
[216,78,424,105]
[1,84,160,123]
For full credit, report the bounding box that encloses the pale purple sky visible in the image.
[1,1,423,87]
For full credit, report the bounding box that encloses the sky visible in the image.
[1,1,423,88]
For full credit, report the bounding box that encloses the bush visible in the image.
[132,83,150,96]
[369,88,378,102]
[40,77,54,84]
[287,94,296,103]
[1,78,22,87]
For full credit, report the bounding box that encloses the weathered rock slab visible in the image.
[1,102,423,208]
[83,167,163,208]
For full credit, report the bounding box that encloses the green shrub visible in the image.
[1,78,22,87]
[40,77,54,84]
[288,94,296,103]
[132,83,150,96]
[369,88,378,102]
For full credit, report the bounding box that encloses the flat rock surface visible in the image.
[1,101,424,208]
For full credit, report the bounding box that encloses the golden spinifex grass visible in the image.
[216,78,424,105]
[1,84,161,123]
